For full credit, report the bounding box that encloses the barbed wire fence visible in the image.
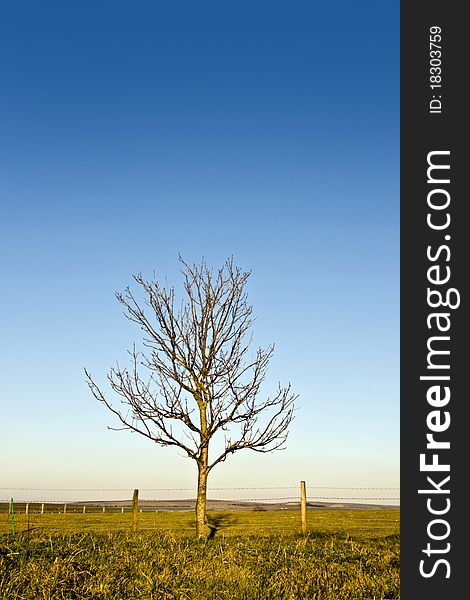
[0,484,400,535]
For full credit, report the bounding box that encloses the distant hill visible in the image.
[79,498,399,512]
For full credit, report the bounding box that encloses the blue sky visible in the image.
[1,1,399,505]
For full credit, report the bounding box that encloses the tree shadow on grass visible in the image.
[206,513,238,540]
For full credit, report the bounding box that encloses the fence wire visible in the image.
[1,485,399,491]
[1,484,400,511]
[0,483,399,537]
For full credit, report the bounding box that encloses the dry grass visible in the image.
[0,510,400,599]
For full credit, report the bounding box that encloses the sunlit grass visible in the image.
[0,510,400,599]
[1,508,400,537]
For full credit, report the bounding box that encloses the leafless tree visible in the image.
[85,257,297,538]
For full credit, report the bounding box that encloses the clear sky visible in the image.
[1,1,399,505]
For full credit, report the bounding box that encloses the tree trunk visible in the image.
[195,452,210,539]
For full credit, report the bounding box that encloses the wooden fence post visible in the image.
[83,505,86,514]
[64,503,67,514]
[25,503,29,515]
[300,481,307,534]
[10,499,15,535]
[41,503,44,515]
[132,489,139,532]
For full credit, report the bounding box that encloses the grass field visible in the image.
[0,509,400,599]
